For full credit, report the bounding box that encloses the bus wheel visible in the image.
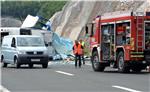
[92,51,105,72]
[117,52,130,73]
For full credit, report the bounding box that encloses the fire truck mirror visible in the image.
[85,26,88,34]
[90,24,94,37]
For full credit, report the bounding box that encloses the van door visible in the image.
[9,38,17,64]
[2,37,11,63]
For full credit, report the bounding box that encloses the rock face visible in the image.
[50,0,150,41]
[50,1,95,40]
[1,17,22,27]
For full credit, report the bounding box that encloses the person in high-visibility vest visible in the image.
[73,40,83,68]
[80,39,85,65]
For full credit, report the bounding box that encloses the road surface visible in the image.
[1,61,150,92]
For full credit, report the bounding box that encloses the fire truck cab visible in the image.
[86,11,150,73]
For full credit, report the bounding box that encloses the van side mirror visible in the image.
[45,43,48,47]
[11,43,16,48]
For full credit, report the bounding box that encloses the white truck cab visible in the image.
[1,35,49,68]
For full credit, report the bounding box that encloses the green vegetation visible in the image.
[1,1,67,21]
[84,42,90,57]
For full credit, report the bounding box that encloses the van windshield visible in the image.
[17,37,45,47]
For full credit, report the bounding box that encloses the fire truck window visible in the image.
[101,24,115,60]
[145,22,150,49]
[116,22,130,45]
[101,24,114,43]
[90,24,94,37]
[90,23,96,37]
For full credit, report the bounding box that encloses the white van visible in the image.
[1,35,49,68]
[1,27,55,60]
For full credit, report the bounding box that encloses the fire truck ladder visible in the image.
[136,15,144,52]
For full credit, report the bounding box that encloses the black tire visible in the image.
[29,64,33,68]
[42,63,48,68]
[91,51,105,72]
[14,57,20,68]
[1,56,7,68]
[132,67,142,72]
[117,52,130,73]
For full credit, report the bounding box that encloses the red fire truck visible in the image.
[85,11,150,73]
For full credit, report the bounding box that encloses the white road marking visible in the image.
[55,71,74,76]
[112,85,142,92]
[85,63,91,66]
[0,85,10,92]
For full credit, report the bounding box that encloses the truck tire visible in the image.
[91,51,105,72]
[42,63,48,68]
[117,52,130,73]
[1,56,7,67]
[14,57,20,68]
[29,64,33,68]
[132,67,142,72]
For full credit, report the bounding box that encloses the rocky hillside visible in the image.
[1,17,22,27]
[1,1,66,27]
[50,0,150,41]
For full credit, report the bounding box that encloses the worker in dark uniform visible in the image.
[73,40,83,68]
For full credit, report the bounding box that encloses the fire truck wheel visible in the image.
[117,51,130,73]
[132,67,142,72]
[92,51,105,72]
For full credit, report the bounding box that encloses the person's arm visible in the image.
[81,45,83,49]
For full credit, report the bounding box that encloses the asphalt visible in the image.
[1,61,150,92]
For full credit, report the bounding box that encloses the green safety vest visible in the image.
[81,42,85,47]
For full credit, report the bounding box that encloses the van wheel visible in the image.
[42,63,48,68]
[91,51,105,72]
[29,64,33,68]
[14,58,20,68]
[117,52,130,73]
[1,56,7,67]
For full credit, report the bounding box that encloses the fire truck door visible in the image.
[101,24,115,61]
[145,21,150,49]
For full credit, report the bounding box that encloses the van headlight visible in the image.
[18,51,26,54]
[43,50,48,54]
